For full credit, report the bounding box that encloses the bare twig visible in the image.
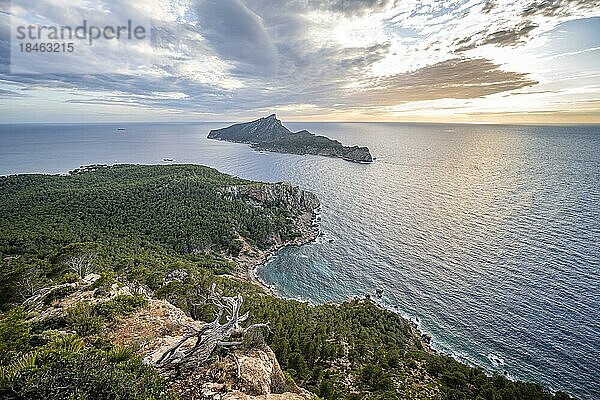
[154,283,268,369]
[67,253,96,278]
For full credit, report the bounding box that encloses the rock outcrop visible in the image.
[208,114,290,143]
[208,114,373,163]
[222,182,320,287]
[224,182,320,214]
[171,345,312,400]
[119,296,311,399]
[340,146,373,163]
[31,280,313,400]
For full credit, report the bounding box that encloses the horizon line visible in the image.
[2,120,600,127]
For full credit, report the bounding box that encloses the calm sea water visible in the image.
[1,122,599,399]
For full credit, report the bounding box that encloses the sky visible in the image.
[0,0,599,124]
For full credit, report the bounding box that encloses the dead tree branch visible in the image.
[155,283,268,369]
[21,282,74,308]
[67,253,96,278]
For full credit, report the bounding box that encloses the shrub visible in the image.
[94,295,148,320]
[62,272,80,284]
[88,272,116,291]
[1,336,174,400]
[43,285,76,305]
[65,303,102,336]
[29,314,68,334]
[0,307,31,365]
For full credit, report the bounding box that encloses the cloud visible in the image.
[246,0,397,16]
[450,0,600,53]
[0,56,535,116]
[310,0,397,15]
[0,8,9,72]
[351,58,537,105]
[482,1,495,14]
[455,21,539,51]
[0,88,27,97]
[0,0,597,122]
[521,0,600,17]
[194,0,279,76]
[481,21,539,46]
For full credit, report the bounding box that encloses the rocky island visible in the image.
[208,114,373,163]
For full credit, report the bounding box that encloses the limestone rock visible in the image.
[170,345,312,400]
[224,183,320,214]
[208,114,373,163]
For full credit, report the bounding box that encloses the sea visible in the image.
[0,122,598,399]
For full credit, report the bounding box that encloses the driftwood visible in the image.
[155,283,267,369]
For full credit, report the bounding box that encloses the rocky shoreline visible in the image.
[244,212,319,295]
[233,209,320,294]
[220,181,320,294]
[227,183,438,357]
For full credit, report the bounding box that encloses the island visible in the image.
[207,114,373,163]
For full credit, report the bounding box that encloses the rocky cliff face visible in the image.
[114,295,312,399]
[341,146,373,163]
[224,182,320,214]
[222,182,320,287]
[171,346,312,400]
[208,114,373,163]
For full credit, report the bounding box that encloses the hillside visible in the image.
[0,164,571,399]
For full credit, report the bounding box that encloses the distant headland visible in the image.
[207,114,373,163]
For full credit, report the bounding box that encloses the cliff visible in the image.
[222,182,320,287]
[208,114,373,163]
[224,182,320,214]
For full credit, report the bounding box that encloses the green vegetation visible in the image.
[0,334,172,400]
[0,164,301,308]
[244,294,569,399]
[256,130,349,154]
[0,164,571,399]
[58,294,149,336]
[0,299,171,399]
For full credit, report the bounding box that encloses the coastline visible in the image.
[1,163,576,398]
[233,207,320,295]
[227,197,562,395]
[232,203,437,356]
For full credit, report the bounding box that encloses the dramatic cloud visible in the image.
[355,58,538,105]
[455,21,539,51]
[194,0,279,76]
[0,0,598,122]
[520,0,600,17]
[450,0,600,52]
